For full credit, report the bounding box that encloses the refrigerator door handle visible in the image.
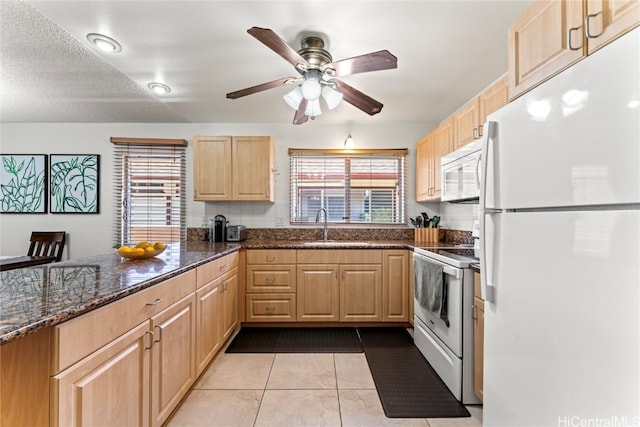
[480,121,497,303]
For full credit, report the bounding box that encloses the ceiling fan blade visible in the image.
[333,80,384,116]
[247,27,309,70]
[326,50,397,77]
[226,77,299,99]
[293,99,309,125]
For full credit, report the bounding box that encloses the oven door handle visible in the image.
[416,254,463,279]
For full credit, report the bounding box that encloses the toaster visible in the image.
[226,225,247,241]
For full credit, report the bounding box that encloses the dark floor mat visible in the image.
[358,327,470,418]
[225,327,363,353]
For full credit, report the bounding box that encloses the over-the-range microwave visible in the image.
[441,138,482,203]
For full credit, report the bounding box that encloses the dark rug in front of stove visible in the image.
[357,327,470,418]
[225,327,363,353]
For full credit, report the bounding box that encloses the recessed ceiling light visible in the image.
[86,33,122,53]
[148,82,172,95]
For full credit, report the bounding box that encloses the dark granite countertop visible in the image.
[0,238,465,346]
[0,241,241,346]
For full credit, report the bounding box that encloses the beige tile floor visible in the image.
[167,349,483,427]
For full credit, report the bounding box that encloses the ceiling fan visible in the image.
[226,27,398,125]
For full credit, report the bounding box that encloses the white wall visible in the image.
[1,121,459,259]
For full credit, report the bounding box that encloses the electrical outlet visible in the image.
[276,217,285,226]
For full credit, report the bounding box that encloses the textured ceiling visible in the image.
[0,0,534,125]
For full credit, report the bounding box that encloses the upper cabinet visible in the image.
[586,0,640,53]
[415,133,434,202]
[194,136,275,202]
[508,0,585,100]
[479,75,509,125]
[509,0,639,100]
[453,98,481,150]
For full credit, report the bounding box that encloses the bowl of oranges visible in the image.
[117,241,166,260]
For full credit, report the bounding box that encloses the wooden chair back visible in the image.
[27,231,66,262]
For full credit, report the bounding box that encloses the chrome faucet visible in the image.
[315,208,328,241]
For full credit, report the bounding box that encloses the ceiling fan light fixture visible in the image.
[283,86,303,110]
[86,33,122,53]
[301,70,322,101]
[322,85,343,110]
[305,99,322,118]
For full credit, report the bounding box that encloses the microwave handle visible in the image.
[475,151,482,188]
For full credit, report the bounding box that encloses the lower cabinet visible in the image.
[473,271,484,401]
[297,264,340,321]
[51,292,197,427]
[195,278,223,375]
[340,264,382,321]
[246,293,297,321]
[51,321,151,427]
[221,267,239,341]
[382,249,409,322]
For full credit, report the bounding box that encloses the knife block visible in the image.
[415,228,439,243]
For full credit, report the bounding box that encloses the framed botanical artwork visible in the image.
[0,154,48,213]
[50,154,100,214]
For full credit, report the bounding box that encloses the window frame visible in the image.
[289,148,408,226]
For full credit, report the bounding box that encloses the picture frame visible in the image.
[50,154,100,214]
[0,154,48,213]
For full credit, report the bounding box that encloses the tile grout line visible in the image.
[252,353,275,427]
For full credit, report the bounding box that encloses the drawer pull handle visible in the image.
[266,277,275,283]
[219,264,227,270]
[146,298,162,306]
[265,306,275,312]
[266,256,276,262]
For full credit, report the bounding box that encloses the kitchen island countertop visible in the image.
[0,241,241,346]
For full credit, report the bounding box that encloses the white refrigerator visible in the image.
[480,27,640,427]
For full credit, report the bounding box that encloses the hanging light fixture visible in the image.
[305,99,322,117]
[283,69,344,118]
[322,85,343,110]
[344,134,354,148]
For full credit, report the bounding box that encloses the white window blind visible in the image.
[112,139,186,246]
[289,149,407,225]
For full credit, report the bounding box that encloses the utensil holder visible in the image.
[415,228,439,243]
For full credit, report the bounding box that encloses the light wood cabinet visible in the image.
[51,322,151,427]
[479,75,509,125]
[245,249,297,322]
[340,264,382,321]
[193,135,275,202]
[195,252,239,373]
[221,267,239,340]
[453,98,481,149]
[416,119,452,202]
[195,278,223,374]
[415,133,433,202]
[150,293,197,427]
[297,264,340,321]
[382,249,409,322]
[508,0,585,100]
[586,0,640,53]
[473,271,484,402]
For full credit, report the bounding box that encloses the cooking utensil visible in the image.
[431,216,440,228]
[415,216,423,227]
[421,212,429,222]
[410,217,417,227]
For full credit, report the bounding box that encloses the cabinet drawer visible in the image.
[246,265,296,292]
[52,270,196,374]
[296,249,382,264]
[246,249,297,265]
[245,294,296,322]
[196,252,239,288]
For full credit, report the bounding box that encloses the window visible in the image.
[112,138,186,246]
[289,149,407,225]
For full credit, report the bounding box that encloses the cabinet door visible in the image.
[479,75,509,126]
[150,293,197,427]
[296,264,340,321]
[586,0,640,53]
[340,264,382,321]
[232,136,275,201]
[193,136,232,201]
[415,133,433,202]
[432,118,453,199]
[453,98,480,149]
[473,296,485,402]
[196,279,223,375]
[382,250,409,322]
[222,267,239,340]
[508,0,585,100]
[51,322,151,427]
